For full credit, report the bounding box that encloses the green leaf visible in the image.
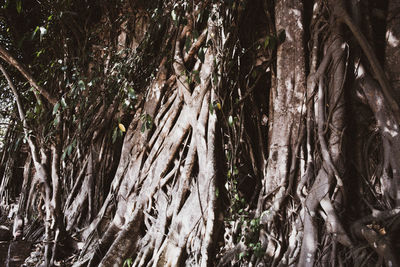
[209,102,214,114]
[233,166,239,175]
[212,72,218,85]
[61,98,67,108]
[196,11,202,23]
[112,127,118,143]
[32,26,40,39]
[61,149,67,160]
[35,49,44,57]
[264,36,270,49]
[67,144,73,156]
[171,10,177,21]
[252,69,258,79]
[198,47,205,63]
[3,0,9,9]
[53,102,60,115]
[193,30,199,39]
[34,104,42,114]
[185,38,191,53]
[228,115,233,126]
[78,80,85,90]
[145,117,153,129]
[193,70,200,84]
[53,114,60,126]
[195,73,200,84]
[128,87,137,100]
[123,258,133,267]
[16,0,22,13]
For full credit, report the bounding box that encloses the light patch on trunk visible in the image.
[288,227,297,249]
[181,109,194,126]
[383,126,398,137]
[294,90,304,103]
[290,9,303,30]
[386,30,400,47]
[285,79,293,91]
[297,20,303,30]
[201,63,212,80]
[312,2,319,19]
[376,96,382,107]
[300,151,305,176]
[151,84,161,100]
[296,105,304,113]
[114,215,125,227]
[355,63,365,77]
[77,242,85,250]
[285,29,293,42]
[290,8,301,17]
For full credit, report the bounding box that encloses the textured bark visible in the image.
[262,0,306,202]
[72,5,223,266]
[2,0,400,266]
[255,0,307,265]
[385,0,400,102]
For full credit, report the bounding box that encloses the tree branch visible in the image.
[0,63,41,169]
[331,0,400,123]
[0,45,57,105]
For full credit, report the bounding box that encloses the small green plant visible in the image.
[140,114,153,132]
[123,258,132,267]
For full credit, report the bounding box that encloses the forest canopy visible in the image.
[0,0,400,266]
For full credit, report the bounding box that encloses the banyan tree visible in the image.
[0,0,399,266]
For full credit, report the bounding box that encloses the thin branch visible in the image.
[0,63,48,189]
[0,63,28,126]
[184,28,208,63]
[173,27,192,100]
[0,45,57,105]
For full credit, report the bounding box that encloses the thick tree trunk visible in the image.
[73,5,223,266]
[255,0,307,265]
